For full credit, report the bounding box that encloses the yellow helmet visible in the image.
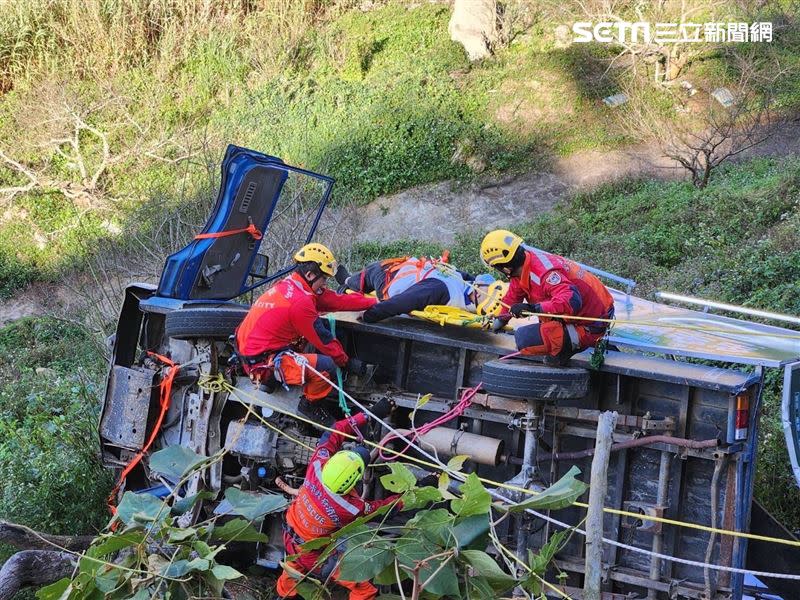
[294,243,337,277]
[480,230,523,268]
[476,280,509,316]
[321,450,366,495]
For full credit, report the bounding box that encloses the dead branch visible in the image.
[0,550,76,600]
[0,521,95,552]
[0,150,38,201]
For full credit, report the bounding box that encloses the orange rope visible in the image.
[194,222,262,241]
[107,352,180,515]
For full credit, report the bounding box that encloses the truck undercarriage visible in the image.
[99,146,800,600]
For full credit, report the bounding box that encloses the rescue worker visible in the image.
[480,229,615,365]
[277,397,399,600]
[234,243,376,423]
[339,257,505,322]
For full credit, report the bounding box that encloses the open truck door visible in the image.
[156,144,333,301]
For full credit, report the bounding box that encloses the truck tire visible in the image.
[165,306,249,341]
[481,358,589,400]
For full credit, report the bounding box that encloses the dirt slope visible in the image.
[357,121,800,244]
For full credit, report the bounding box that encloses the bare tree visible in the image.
[0,82,193,209]
[621,49,784,187]
[560,0,727,83]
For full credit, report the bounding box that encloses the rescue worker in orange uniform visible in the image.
[234,243,376,422]
[277,398,400,600]
[480,230,615,365]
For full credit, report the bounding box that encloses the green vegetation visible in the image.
[10,0,782,295]
[351,156,800,529]
[36,439,586,600]
[0,318,110,545]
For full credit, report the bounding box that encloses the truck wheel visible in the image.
[481,358,589,400]
[165,306,249,341]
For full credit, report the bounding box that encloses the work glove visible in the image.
[334,264,351,286]
[490,315,510,333]
[346,357,368,375]
[510,302,541,318]
[371,397,395,420]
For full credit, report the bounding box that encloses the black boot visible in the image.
[297,396,336,428]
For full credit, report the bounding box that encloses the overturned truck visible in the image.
[101,146,800,599]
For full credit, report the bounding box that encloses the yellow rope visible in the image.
[199,375,800,550]
[433,261,800,339]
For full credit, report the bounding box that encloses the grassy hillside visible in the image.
[2,0,798,298]
[351,156,800,529]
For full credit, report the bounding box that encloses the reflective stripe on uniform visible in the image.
[565,324,581,349]
[312,460,360,515]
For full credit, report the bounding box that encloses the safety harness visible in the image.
[376,252,451,299]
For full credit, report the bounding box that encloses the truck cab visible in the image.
[99,145,800,599]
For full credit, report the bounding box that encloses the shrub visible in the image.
[0,318,110,535]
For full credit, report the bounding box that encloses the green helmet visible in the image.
[321,450,366,495]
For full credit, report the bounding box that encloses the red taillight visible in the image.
[735,393,750,440]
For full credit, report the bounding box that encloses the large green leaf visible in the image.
[403,508,454,545]
[465,575,495,599]
[208,518,269,543]
[395,536,459,597]
[171,491,214,516]
[298,536,332,552]
[505,466,588,513]
[167,526,198,543]
[128,587,153,600]
[450,473,491,517]
[338,531,394,582]
[115,491,167,528]
[373,561,405,586]
[149,445,206,480]
[400,485,442,511]
[451,513,490,549]
[87,530,145,558]
[211,564,243,580]
[379,462,417,493]
[528,527,572,575]
[460,549,517,592]
[162,559,192,578]
[203,572,225,599]
[94,565,122,593]
[223,488,288,520]
[446,454,469,472]
[36,578,70,600]
[162,557,210,578]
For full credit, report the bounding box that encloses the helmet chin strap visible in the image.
[300,268,326,292]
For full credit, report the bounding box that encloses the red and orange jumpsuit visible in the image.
[501,245,615,358]
[235,272,376,400]
[277,413,400,599]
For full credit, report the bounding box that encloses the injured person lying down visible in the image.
[337,256,507,323]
